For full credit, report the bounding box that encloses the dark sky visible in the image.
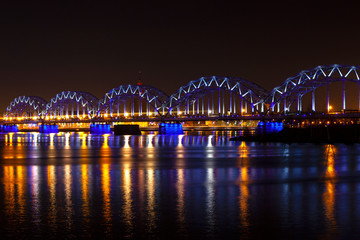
[1,0,360,110]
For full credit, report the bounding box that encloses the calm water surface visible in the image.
[0,131,360,239]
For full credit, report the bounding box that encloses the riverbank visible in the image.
[230,125,360,143]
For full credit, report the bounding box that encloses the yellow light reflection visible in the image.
[16,166,26,219]
[122,164,133,231]
[8,133,14,145]
[48,165,57,229]
[4,166,15,217]
[65,133,70,147]
[323,144,337,228]
[64,165,73,228]
[146,169,156,231]
[31,166,41,225]
[49,133,55,147]
[81,164,90,218]
[80,133,88,149]
[103,134,110,148]
[177,169,185,228]
[206,168,215,229]
[124,135,130,149]
[238,141,250,228]
[102,164,111,227]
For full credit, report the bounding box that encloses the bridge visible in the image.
[3,64,360,131]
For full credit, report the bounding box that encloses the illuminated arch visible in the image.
[45,91,99,119]
[97,85,169,117]
[5,96,48,119]
[165,76,269,115]
[266,64,360,112]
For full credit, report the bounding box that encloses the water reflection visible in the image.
[323,144,337,232]
[238,141,250,229]
[122,163,133,234]
[64,165,73,231]
[0,132,359,239]
[102,164,111,235]
[48,165,57,233]
[146,168,157,233]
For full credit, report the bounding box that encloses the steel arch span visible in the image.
[266,64,360,113]
[97,85,169,117]
[165,76,269,115]
[4,96,48,119]
[45,91,99,119]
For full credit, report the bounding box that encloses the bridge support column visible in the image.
[197,97,199,114]
[139,98,142,116]
[233,95,236,114]
[110,101,113,117]
[71,103,74,118]
[77,103,79,118]
[277,102,280,113]
[359,83,360,111]
[131,96,134,117]
[297,95,301,112]
[187,100,189,115]
[343,79,346,110]
[283,98,287,113]
[207,95,210,115]
[218,88,221,114]
[327,83,330,112]
[117,103,120,117]
[312,89,315,112]
[202,97,204,115]
[212,93,214,114]
[124,101,127,116]
[222,91,225,115]
[240,99,243,115]
[229,93,232,114]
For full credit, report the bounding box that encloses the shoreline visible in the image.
[230,125,360,144]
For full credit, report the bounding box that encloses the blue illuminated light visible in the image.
[1,125,18,133]
[90,124,111,134]
[159,123,184,134]
[39,124,59,133]
[257,121,283,134]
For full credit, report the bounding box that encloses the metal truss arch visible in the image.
[97,84,170,116]
[46,91,99,118]
[5,96,48,118]
[165,76,269,114]
[266,64,360,112]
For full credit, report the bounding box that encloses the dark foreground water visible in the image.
[0,131,360,239]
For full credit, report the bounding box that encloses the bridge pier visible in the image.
[90,123,111,134]
[1,125,18,133]
[39,124,59,133]
[312,89,316,112]
[159,122,183,134]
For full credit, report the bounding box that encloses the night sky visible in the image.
[1,0,360,111]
